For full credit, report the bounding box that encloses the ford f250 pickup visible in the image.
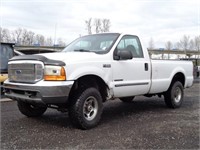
[4,33,193,129]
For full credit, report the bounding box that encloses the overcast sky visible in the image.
[1,0,199,48]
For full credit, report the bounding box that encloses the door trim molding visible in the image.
[115,82,149,87]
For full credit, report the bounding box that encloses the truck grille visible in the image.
[8,62,44,83]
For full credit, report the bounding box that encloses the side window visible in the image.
[117,35,144,58]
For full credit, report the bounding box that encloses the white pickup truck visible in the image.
[4,33,193,129]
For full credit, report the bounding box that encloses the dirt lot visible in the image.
[1,83,199,149]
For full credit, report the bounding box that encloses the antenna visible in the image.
[54,23,57,47]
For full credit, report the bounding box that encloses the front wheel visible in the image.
[17,101,47,117]
[69,87,103,130]
[164,81,184,108]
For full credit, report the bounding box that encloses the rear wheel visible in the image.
[164,81,184,108]
[69,87,103,129]
[120,96,135,103]
[17,101,47,117]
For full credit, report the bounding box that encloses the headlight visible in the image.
[44,66,66,81]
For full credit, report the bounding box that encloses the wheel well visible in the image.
[171,72,185,87]
[69,75,108,102]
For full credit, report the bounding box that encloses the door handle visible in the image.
[144,63,148,71]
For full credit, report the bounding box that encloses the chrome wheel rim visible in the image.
[83,96,98,121]
[174,87,182,103]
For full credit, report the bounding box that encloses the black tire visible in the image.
[69,87,103,130]
[120,96,135,103]
[17,101,47,117]
[1,86,4,95]
[164,81,184,108]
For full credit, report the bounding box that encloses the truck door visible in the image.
[112,35,151,97]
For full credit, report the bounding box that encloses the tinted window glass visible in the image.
[117,35,144,58]
[63,33,120,54]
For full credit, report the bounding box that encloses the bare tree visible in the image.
[94,18,101,34]
[178,35,190,51]
[85,18,92,35]
[194,36,200,51]
[0,27,4,42]
[85,18,111,34]
[148,37,155,50]
[165,41,173,59]
[21,28,29,45]
[189,39,195,50]
[46,37,53,46]
[178,35,191,58]
[165,41,173,50]
[57,38,66,46]
[12,28,23,45]
[101,19,111,32]
[0,28,11,42]
[27,31,35,45]
[175,42,181,50]
[35,34,45,46]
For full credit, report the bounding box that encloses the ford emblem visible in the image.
[15,70,22,74]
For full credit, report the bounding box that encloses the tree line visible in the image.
[148,35,200,52]
[0,18,111,46]
[1,24,199,52]
[0,27,66,46]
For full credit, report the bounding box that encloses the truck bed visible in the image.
[149,59,193,94]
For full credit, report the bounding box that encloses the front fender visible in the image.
[67,65,111,85]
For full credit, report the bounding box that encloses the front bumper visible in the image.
[3,80,74,105]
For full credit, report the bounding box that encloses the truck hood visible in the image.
[38,52,106,64]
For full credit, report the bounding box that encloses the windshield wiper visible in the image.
[74,49,92,52]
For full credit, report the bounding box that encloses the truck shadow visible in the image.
[29,96,195,128]
[32,97,167,128]
[101,98,167,123]
[32,111,72,128]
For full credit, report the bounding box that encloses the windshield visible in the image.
[62,33,120,54]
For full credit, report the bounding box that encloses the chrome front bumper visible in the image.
[3,80,74,105]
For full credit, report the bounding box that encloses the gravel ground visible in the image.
[0,83,199,149]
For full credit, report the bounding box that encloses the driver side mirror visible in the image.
[114,49,133,60]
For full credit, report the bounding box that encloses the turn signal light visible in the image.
[44,66,66,81]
